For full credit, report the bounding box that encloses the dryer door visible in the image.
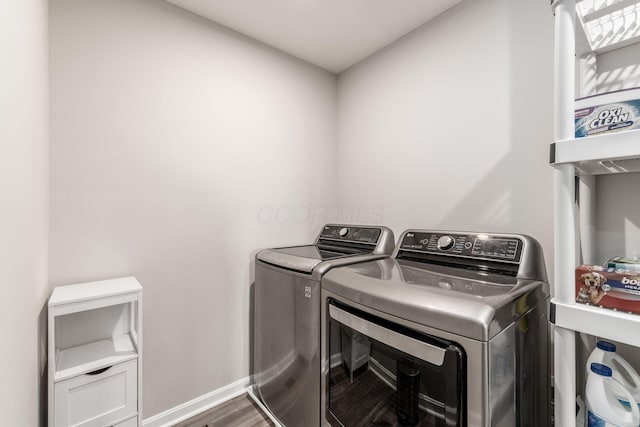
[326,300,466,427]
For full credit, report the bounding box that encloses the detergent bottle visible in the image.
[587,340,640,408]
[586,363,640,427]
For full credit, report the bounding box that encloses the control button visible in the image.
[464,242,472,249]
[437,235,455,251]
[338,227,349,237]
[438,280,452,290]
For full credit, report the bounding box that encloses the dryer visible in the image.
[253,224,395,427]
[321,230,550,427]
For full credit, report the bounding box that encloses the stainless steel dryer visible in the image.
[321,230,550,427]
[253,224,395,427]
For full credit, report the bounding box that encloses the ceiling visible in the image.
[164,0,464,73]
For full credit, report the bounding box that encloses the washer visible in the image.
[321,229,550,427]
[253,224,395,427]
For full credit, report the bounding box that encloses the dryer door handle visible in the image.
[329,304,446,366]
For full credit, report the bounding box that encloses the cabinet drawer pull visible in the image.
[86,366,112,376]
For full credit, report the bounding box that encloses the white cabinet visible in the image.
[48,277,143,427]
[550,1,640,426]
[54,359,137,427]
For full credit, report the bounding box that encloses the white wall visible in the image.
[0,0,49,425]
[597,43,640,92]
[49,0,337,418]
[336,0,555,275]
[595,173,640,264]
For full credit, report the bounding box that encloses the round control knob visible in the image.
[338,227,349,237]
[437,235,455,250]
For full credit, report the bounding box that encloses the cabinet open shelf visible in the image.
[550,128,640,175]
[48,277,143,426]
[552,299,640,348]
[55,333,138,382]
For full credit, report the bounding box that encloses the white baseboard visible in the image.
[142,376,250,427]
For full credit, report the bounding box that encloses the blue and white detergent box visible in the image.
[575,87,640,138]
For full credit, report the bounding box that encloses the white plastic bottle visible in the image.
[587,340,640,408]
[585,363,640,427]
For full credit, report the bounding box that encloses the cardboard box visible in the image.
[575,264,640,315]
[575,87,640,138]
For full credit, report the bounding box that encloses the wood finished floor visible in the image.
[173,394,275,427]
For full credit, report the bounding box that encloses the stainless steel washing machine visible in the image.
[321,230,550,427]
[253,224,395,427]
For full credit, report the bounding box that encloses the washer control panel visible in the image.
[320,225,381,244]
[400,231,523,263]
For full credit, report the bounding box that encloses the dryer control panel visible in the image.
[399,231,523,263]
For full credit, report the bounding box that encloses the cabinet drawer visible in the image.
[55,359,137,427]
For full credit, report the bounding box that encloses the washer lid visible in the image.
[257,245,353,273]
[322,258,549,341]
[273,245,351,261]
[256,224,396,275]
